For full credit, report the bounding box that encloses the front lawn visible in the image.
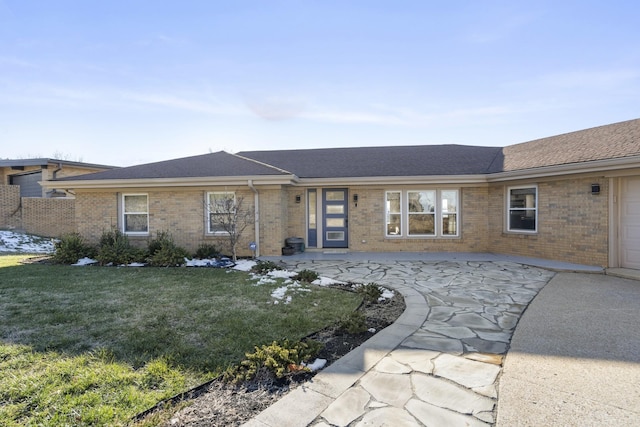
[0,256,362,426]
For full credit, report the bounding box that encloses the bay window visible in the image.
[385,189,459,237]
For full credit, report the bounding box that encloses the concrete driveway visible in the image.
[497,272,640,426]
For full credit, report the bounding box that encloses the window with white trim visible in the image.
[507,186,537,232]
[441,190,458,235]
[122,194,148,235]
[385,191,402,235]
[385,189,459,237]
[207,192,236,234]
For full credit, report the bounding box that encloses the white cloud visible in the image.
[120,91,242,115]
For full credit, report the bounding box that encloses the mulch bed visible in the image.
[147,291,406,427]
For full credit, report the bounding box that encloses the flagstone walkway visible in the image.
[244,258,558,426]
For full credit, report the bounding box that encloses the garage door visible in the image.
[620,177,640,269]
[10,171,42,197]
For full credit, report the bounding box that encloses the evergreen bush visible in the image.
[96,229,146,266]
[193,243,220,259]
[147,231,188,267]
[52,233,96,264]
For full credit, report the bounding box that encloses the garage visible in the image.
[619,177,640,269]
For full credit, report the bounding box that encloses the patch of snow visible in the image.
[0,230,56,254]
[312,276,345,286]
[379,288,395,301]
[72,257,98,266]
[269,281,313,304]
[368,328,377,333]
[233,259,257,271]
[303,358,327,372]
[255,276,277,285]
[127,262,146,267]
[271,285,289,300]
[268,269,298,279]
[185,257,234,268]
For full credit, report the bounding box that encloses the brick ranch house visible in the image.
[43,118,640,269]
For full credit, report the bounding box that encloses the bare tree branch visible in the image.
[207,193,254,262]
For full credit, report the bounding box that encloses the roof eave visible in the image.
[487,155,640,182]
[294,174,490,186]
[0,158,116,169]
[41,175,298,189]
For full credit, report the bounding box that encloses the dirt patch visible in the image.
[156,291,406,427]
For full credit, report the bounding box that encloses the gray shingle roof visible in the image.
[238,145,503,178]
[52,118,640,183]
[55,151,290,181]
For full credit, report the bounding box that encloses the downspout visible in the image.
[52,162,63,179]
[248,180,260,257]
[49,162,63,197]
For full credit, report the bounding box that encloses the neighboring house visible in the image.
[44,118,640,268]
[0,158,114,198]
[0,159,114,236]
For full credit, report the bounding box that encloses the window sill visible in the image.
[385,235,461,240]
[503,230,538,236]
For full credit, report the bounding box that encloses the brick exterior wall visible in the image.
[1,185,76,237]
[74,188,260,257]
[61,177,611,266]
[488,177,609,267]
[0,185,21,230]
[75,192,119,244]
[22,198,76,237]
[258,187,290,256]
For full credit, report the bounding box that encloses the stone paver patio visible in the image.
[244,258,558,427]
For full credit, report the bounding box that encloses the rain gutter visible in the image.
[248,179,260,257]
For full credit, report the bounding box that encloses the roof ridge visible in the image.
[229,151,296,176]
[486,147,505,173]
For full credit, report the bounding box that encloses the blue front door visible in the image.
[322,189,349,248]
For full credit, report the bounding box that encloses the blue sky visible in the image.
[1,1,639,166]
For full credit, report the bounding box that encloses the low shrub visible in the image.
[223,339,323,383]
[147,231,188,267]
[355,282,384,304]
[293,269,319,283]
[96,229,146,266]
[52,232,96,264]
[193,243,221,259]
[251,260,283,275]
[338,311,367,334]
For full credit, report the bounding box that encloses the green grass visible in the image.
[0,256,362,426]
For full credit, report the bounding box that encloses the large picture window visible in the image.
[508,186,537,232]
[408,191,435,235]
[386,189,459,237]
[122,194,148,235]
[207,192,235,234]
